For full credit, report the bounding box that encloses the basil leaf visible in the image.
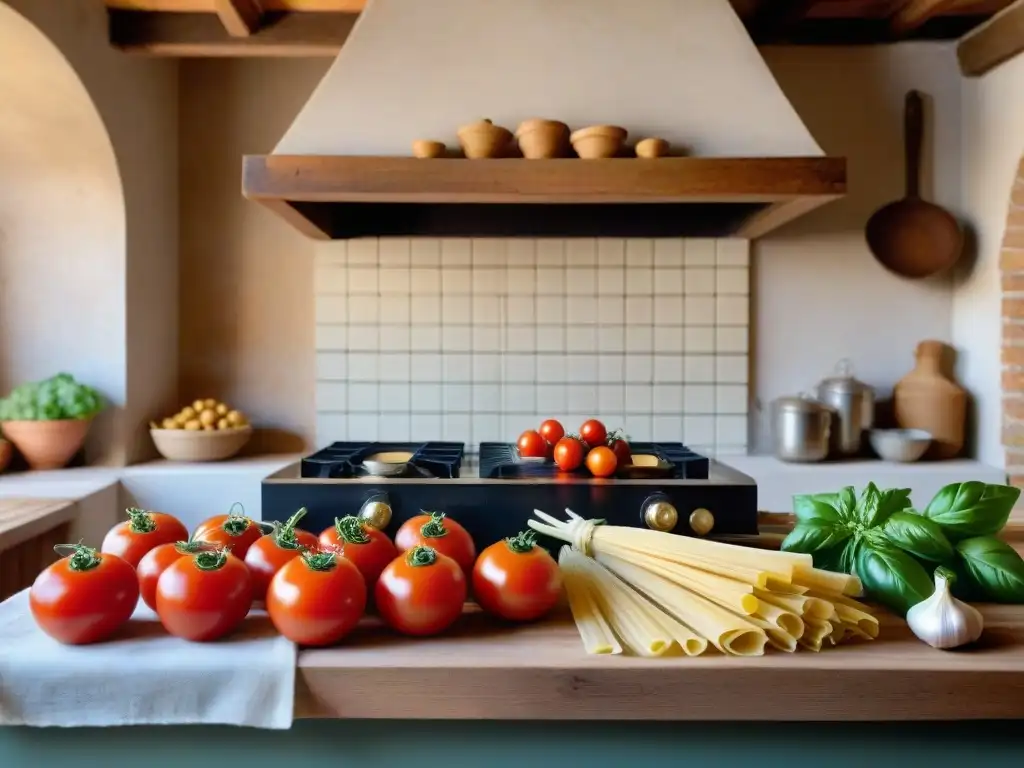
[855,542,934,616]
[922,482,1021,541]
[781,520,851,556]
[956,536,1024,603]
[814,537,860,575]
[880,511,953,562]
[792,493,845,525]
[857,483,911,528]
[839,537,861,574]
[835,487,857,522]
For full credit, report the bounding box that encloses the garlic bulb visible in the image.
[906,567,984,650]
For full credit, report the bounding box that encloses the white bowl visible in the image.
[869,428,931,463]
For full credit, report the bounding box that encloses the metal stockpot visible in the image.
[771,395,834,463]
[816,359,875,457]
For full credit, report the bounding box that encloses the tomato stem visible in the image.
[335,515,370,545]
[222,502,250,537]
[125,507,157,534]
[273,507,307,550]
[193,550,229,571]
[302,550,337,571]
[54,542,102,571]
[505,530,537,554]
[406,546,437,567]
[419,511,448,538]
[173,536,216,556]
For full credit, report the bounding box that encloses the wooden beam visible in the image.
[747,0,822,40]
[109,10,356,56]
[213,0,262,36]
[890,0,962,34]
[958,0,1024,75]
[106,0,365,10]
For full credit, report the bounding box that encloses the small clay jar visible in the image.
[893,340,967,460]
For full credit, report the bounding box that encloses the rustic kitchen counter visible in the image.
[295,602,1024,721]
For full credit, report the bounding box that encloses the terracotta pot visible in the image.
[1,418,93,470]
[893,340,966,460]
[0,439,12,473]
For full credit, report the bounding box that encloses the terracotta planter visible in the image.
[1,418,93,470]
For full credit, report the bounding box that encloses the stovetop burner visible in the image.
[301,441,464,479]
[477,441,710,480]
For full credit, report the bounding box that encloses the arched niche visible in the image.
[0,2,126,466]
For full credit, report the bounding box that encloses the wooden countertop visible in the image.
[296,522,1024,721]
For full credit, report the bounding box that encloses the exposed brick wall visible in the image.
[1003,159,1024,489]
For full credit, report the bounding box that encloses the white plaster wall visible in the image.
[958,54,1024,468]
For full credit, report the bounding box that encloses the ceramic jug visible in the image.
[893,340,966,460]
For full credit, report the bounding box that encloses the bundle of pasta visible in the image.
[530,509,879,657]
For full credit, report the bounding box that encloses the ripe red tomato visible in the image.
[607,430,632,465]
[517,429,548,458]
[244,507,319,601]
[101,507,189,568]
[553,436,585,471]
[538,419,565,446]
[394,512,477,576]
[586,445,618,478]
[156,550,253,642]
[472,532,562,622]
[579,419,608,449]
[267,551,366,646]
[193,503,266,559]
[137,539,211,611]
[30,544,138,645]
[318,515,397,591]
[375,546,466,636]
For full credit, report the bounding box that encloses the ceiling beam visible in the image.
[958,0,1024,74]
[747,0,822,40]
[109,10,356,56]
[213,0,262,36]
[106,0,366,10]
[890,0,962,34]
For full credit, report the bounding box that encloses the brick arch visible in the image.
[1002,157,1024,482]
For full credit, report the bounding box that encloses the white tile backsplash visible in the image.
[315,238,749,455]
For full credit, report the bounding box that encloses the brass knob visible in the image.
[643,501,679,532]
[359,498,392,530]
[689,508,715,536]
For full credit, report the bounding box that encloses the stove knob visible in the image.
[689,508,715,536]
[643,500,679,532]
[359,498,392,530]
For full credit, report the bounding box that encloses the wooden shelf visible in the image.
[241,155,846,240]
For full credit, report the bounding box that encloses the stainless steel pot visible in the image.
[815,359,875,457]
[771,395,834,463]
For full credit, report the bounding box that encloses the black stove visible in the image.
[263,441,758,549]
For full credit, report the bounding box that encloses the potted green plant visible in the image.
[0,373,105,470]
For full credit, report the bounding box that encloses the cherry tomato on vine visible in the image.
[538,419,565,447]
[193,503,266,559]
[101,507,189,568]
[156,549,253,642]
[30,544,139,645]
[579,419,608,449]
[607,431,632,466]
[586,445,618,478]
[244,507,319,601]
[267,550,366,646]
[318,515,397,591]
[517,429,548,458]
[553,436,585,471]
[375,546,466,636]
[472,531,562,622]
[137,538,212,611]
[394,512,477,576]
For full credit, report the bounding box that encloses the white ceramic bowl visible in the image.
[869,428,931,463]
[150,426,252,462]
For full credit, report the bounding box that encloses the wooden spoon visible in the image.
[865,90,963,279]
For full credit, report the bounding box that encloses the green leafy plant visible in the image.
[0,373,104,421]
[782,481,1024,616]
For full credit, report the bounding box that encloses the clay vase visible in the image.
[893,340,966,460]
[1,418,93,470]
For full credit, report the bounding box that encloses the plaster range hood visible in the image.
[242,0,846,240]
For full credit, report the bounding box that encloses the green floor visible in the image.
[1,720,1022,767]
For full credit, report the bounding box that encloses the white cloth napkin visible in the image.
[0,589,296,729]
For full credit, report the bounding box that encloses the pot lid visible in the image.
[818,359,871,394]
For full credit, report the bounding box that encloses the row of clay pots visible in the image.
[413,119,670,160]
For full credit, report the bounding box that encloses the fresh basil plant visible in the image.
[782,481,1024,615]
